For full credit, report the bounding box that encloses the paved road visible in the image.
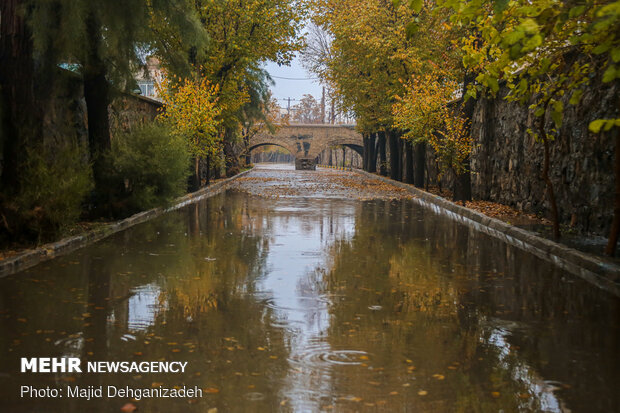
[230,163,412,200]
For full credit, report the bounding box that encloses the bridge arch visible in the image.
[248,124,363,169]
[248,142,296,155]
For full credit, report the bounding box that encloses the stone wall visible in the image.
[42,71,162,150]
[470,78,618,235]
[363,76,617,237]
[109,93,162,135]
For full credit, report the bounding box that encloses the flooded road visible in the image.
[0,164,618,412]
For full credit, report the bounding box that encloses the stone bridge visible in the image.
[247,124,363,169]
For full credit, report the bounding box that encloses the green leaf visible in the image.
[409,0,423,13]
[612,47,620,63]
[569,5,586,18]
[602,65,617,82]
[589,119,605,133]
[464,88,477,101]
[503,29,525,46]
[406,21,420,38]
[603,120,615,131]
[509,43,523,59]
[569,89,583,105]
[592,42,610,55]
[534,107,545,117]
[488,77,499,93]
[392,0,402,8]
[523,34,543,51]
[520,18,539,35]
[493,0,509,14]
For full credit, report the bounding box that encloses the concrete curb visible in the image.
[355,169,620,297]
[317,164,353,172]
[0,169,253,278]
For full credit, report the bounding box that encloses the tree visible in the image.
[0,0,40,196]
[308,0,463,183]
[393,70,471,185]
[189,0,306,176]
[293,94,323,124]
[158,74,222,191]
[440,0,620,246]
[24,0,206,197]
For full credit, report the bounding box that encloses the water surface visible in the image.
[0,167,618,412]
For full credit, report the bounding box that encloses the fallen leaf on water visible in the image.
[418,390,428,396]
[491,391,500,398]
[432,374,445,380]
[120,403,137,412]
[389,391,399,396]
[339,396,362,402]
[204,387,219,394]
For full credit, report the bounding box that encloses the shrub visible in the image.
[106,123,190,215]
[14,141,93,241]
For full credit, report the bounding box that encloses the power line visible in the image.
[271,75,320,81]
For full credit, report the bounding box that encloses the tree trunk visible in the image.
[378,131,387,176]
[397,135,404,181]
[606,128,620,256]
[388,131,400,181]
[453,72,476,203]
[368,132,377,173]
[539,104,560,240]
[205,155,211,186]
[189,157,200,191]
[83,11,112,198]
[362,134,369,170]
[453,164,472,204]
[414,142,425,188]
[405,140,414,184]
[0,0,39,194]
[223,128,240,176]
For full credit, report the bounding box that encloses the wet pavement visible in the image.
[229,164,413,200]
[0,163,618,412]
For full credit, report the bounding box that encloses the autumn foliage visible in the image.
[158,74,223,160]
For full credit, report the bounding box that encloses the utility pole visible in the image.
[321,87,325,124]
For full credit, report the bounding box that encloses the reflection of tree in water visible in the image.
[320,199,620,412]
[0,191,292,412]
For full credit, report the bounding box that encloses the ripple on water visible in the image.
[244,392,266,401]
[262,296,332,313]
[288,342,368,371]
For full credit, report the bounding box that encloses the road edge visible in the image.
[353,169,620,297]
[0,168,253,278]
